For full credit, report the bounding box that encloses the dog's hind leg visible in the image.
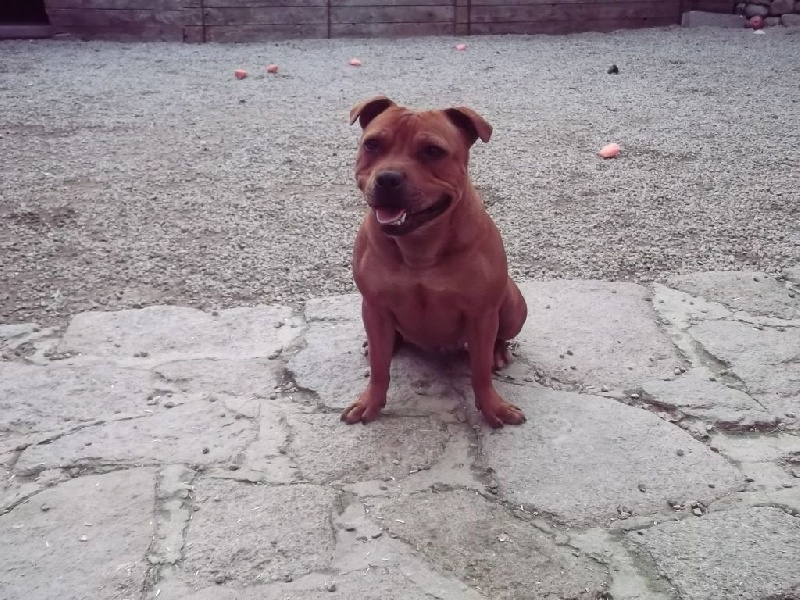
[494,278,528,370]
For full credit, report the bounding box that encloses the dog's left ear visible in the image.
[444,107,493,146]
[349,96,396,129]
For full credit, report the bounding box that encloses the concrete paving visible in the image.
[1,269,799,600]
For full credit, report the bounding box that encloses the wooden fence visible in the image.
[43,0,737,42]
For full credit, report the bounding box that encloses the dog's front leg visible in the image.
[341,299,395,424]
[467,311,527,428]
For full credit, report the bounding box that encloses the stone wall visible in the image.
[737,0,800,26]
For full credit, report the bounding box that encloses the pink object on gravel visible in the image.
[598,143,621,159]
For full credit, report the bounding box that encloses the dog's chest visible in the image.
[389,283,469,349]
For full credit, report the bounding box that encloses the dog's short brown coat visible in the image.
[343,96,528,428]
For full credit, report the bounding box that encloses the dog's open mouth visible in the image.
[373,194,452,236]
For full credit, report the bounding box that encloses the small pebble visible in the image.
[708,483,715,488]
[79,535,89,542]
[676,449,685,457]
[545,304,551,309]
[783,483,793,489]
[566,349,573,356]
[745,477,755,483]
[274,321,284,328]
[786,412,796,419]
[364,368,370,378]
[284,575,294,583]
[40,504,50,512]
[601,385,609,392]
[570,365,576,371]
[607,64,619,74]
[327,583,337,592]
[692,508,703,516]
[215,574,227,584]
[371,531,383,539]
[630,393,640,400]
[202,447,210,454]
[228,464,239,471]
[674,367,682,375]
[163,401,175,409]
[637,483,646,492]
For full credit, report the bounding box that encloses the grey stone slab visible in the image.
[0,468,156,600]
[58,305,303,364]
[153,567,483,600]
[153,357,281,400]
[182,480,337,586]
[783,13,800,26]
[0,361,155,450]
[682,10,747,27]
[305,294,362,323]
[668,271,800,320]
[150,465,196,566]
[480,382,743,525]
[708,432,800,489]
[629,507,800,600]
[687,320,800,416]
[641,367,777,427]
[288,298,466,417]
[14,399,254,476]
[286,412,450,484]
[513,281,680,391]
[233,402,297,484]
[372,489,609,599]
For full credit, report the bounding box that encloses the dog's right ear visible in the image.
[349,96,395,129]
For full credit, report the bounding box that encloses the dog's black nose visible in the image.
[375,171,404,190]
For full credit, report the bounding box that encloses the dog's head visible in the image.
[349,96,492,237]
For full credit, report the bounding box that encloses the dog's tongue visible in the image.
[374,207,406,225]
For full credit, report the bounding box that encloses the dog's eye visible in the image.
[362,138,381,153]
[421,145,446,160]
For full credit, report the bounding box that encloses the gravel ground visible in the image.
[1,26,798,326]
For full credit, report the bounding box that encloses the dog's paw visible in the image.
[477,391,527,428]
[341,395,384,425]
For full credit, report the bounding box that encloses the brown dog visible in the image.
[342,96,528,428]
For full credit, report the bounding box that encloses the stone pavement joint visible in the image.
[1,269,799,600]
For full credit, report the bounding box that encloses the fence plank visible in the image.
[203,7,327,25]
[203,23,328,40]
[471,2,677,23]
[201,0,326,7]
[332,5,453,24]
[48,8,187,27]
[331,21,454,36]
[331,0,450,5]
[470,15,675,33]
